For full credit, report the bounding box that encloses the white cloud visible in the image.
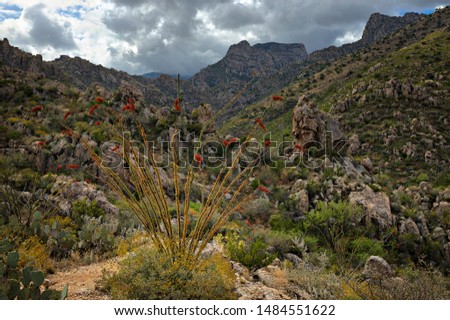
[0,0,445,75]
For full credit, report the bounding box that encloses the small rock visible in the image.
[361,157,373,172]
[432,227,446,241]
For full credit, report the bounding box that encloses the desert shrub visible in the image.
[397,192,413,207]
[269,214,301,232]
[242,197,271,223]
[434,171,450,187]
[416,172,429,183]
[351,267,450,300]
[305,200,362,250]
[101,247,237,299]
[348,237,384,267]
[250,178,260,189]
[306,181,321,199]
[116,231,153,256]
[286,262,343,299]
[17,236,54,273]
[266,231,308,258]
[224,232,275,270]
[71,200,105,227]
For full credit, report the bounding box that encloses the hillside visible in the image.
[220,7,450,185]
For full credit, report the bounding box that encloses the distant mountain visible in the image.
[308,12,425,62]
[142,72,190,80]
[0,10,431,119]
[190,41,308,87]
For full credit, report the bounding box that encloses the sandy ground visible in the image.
[47,258,119,300]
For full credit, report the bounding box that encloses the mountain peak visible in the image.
[361,11,424,44]
[226,40,251,55]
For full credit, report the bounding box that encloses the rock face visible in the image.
[349,186,394,231]
[0,38,45,73]
[308,12,424,62]
[292,96,344,147]
[192,41,308,88]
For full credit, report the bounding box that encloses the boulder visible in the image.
[231,262,291,300]
[362,256,393,280]
[361,157,373,172]
[291,179,307,193]
[347,134,360,155]
[349,186,394,231]
[399,218,421,236]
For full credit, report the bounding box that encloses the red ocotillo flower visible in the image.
[66,164,80,170]
[122,104,135,112]
[57,164,63,170]
[255,118,266,131]
[110,145,121,153]
[32,105,43,112]
[223,137,238,147]
[272,95,283,101]
[95,97,104,103]
[174,98,181,112]
[294,144,305,152]
[88,104,99,116]
[61,129,73,137]
[257,185,270,193]
[63,110,71,121]
[264,139,271,147]
[95,121,101,126]
[36,141,45,149]
[194,153,203,164]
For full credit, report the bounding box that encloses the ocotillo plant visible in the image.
[81,75,278,268]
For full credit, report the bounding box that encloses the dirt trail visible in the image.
[47,258,119,300]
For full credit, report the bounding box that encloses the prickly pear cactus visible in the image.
[0,239,68,300]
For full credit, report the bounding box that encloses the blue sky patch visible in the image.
[0,3,22,22]
[57,5,83,19]
[398,7,436,16]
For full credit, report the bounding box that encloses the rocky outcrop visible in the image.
[292,96,344,147]
[51,175,118,215]
[349,186,394,231]
[0,38,45,74]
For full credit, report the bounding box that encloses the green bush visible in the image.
[305,200,362,250]
[72,200,105,227]
[348,237,384,266]
[101,247,237,299]
[224,232,275,270]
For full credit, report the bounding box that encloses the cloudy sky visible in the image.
[0,0,446,75]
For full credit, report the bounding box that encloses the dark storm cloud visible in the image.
[101,0,446,75]
[210,3,264,29]
[23,4,77,50]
